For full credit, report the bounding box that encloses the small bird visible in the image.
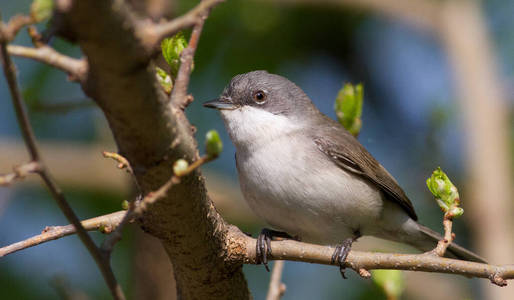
[204,70,485,275]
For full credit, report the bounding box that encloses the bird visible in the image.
[203,70,485,276]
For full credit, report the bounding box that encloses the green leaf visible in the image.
[334,83,363,137]
[173,159,189,176]
[155,67,173,94]
[31,0,54,22]
[426,167,462,217]
[372,269,404,300]
[161,32,188,78]
[205,130,223,158]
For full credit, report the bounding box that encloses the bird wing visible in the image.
[313,127,418,221]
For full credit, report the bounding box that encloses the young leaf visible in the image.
[372,269,404,300]
[334,83,363,137]
[155,67,173,94]
[426,167,463,218]
[161,32,188,78]
[31,0,54,22]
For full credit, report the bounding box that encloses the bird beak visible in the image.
[203,98,239,110]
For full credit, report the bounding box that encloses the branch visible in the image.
[227,227,514,287]
[7,45,87,81]
[0,161,40,186]
[0,22,124,300]
[139,0,224,50]
[266,261,286,300]
[169,5,207,108]
[3,15,34,41]
[0,211,126,257]
[101,154,215,255]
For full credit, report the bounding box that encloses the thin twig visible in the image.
[102,151,134,175]
[169,2,210,108]
[0,211,126,257]
[100,155,215,254]
[7,45,87,81]
[432,215,455,257]
[3,14,34,41]
[266,260,286,300]
[0,23,125,300]
[0,161,40,186]
[139,0,224,50]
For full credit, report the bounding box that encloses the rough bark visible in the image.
[54,0,250,299]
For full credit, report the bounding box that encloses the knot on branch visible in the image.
[490,272,508,287]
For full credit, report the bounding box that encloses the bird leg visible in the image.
[331,233,361,279]
[256,228,293,272]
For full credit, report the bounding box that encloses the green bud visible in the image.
[98,224,106,234]
[155,67,173,94]
[121,200,129,210]
[205,130,223,158]
[161,32,188,78]
[31,0,54,22]
[426,167,462,217]
[334,83,363,137]
[173,159,189,176]
[372,269,404,299]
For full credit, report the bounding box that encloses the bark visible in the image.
[53,0,250,299]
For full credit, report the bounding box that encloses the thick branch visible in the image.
[7,45,87,81]
[55,0,249,298]
[0,211,126,257]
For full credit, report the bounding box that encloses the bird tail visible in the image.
[407,224,486,263]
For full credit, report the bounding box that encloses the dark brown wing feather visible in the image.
[312,119,418,221]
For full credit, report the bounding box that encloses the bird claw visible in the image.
[331,238,354,279]
[256,228,293,272]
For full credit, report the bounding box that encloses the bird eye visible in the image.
[252,90,267,104]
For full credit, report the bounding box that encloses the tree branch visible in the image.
[226,227,514,287]
[7,45,87,81]
[139,0,224,50]
[0,19,124,300]
[0,211,126,257]
[0,161,40,186]
[266,260,286,300]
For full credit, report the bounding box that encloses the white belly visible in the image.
[236,135,385,244]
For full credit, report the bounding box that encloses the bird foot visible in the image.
[256,228,293,272]
[331,238,355,279]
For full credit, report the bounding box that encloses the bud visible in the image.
[121,200,129,210]
[334,83,363,137]
[205,130,223,158]
[173,159,189,176]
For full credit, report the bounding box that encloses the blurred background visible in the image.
[0,0,513,299]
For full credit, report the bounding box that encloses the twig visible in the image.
[139,0,224,50]
[7,45,87,81]
[169,1,211,108]
[100,155,215,254]
[3,15,34,41]
[432,215,455,257]
[266,260,286,300]
[230,228,514,287]
[0,161,40,186]
[102,151,133,174]
[0,23,125,300]
[0,211,126,257]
